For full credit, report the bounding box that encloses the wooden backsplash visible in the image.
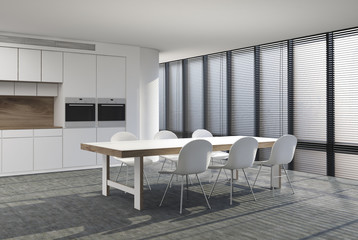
[0,96,54,128]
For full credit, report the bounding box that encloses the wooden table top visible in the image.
[81,136,277,158]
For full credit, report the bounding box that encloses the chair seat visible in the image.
[253,160,274,167]
[208,164,225,169]
[114,156,153,167]
[211,151,229,160]
[160,154,179,162]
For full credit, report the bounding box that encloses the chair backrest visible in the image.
[267,135,297,165]
[226,137,258,169]
[111,131,137,142]
[154,130,178,140]
[175,139,212,175]
[192,129,213,138]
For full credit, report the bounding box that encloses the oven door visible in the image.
[65,101,96,128]
[98,101,126,127]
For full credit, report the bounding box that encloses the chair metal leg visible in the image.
[186,175,189,200]
[282,165,295,194]
[253,164,263,188]
[143,170,151,191]
[115,162,124,181]
[159,174,174,207]
[208,168,222,198]
[219,158,230,180]
[196,174,211,210]
[157,158,167,183]
[242,169,256,201]
[180,175,184,214]
[230,170,233,205]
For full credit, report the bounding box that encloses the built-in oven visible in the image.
[97,98,126,127]
[65,97,96,128]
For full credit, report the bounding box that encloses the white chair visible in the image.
[111,132,153,190]
[252,135,297,195]
[154,130,179,182]
[159,139,213,214]
[192,129,230,179]
[208,137,258,205]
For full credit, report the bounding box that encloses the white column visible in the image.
[139,48,159,140]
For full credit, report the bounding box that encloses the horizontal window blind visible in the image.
[159,63,166,130]
[334,30,358,145]
[259,42,288,160]
[186,57,204,133]
[231,48,255,136]
[207,53,228,136]
[294,149,327,175]
[293,35,326,174]
[293,36,327,142]
[168,61,183,133]
[334,29,358,179]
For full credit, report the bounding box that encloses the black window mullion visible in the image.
[203,56,208,130]
[254,46,261,137]
[227,51,232,135]
[182,59,188,137]
[288,40,294,170]
[327,32,335,177]
[165,63,169,130]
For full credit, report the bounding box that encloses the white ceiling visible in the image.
[1,0,358,62]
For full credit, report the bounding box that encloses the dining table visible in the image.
[81,135,277,210]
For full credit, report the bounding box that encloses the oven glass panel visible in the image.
[65,103,95,121]
[98,104,125,121]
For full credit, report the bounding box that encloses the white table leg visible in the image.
[102,155,110,196]
[134,156,143,210]
[271,165,281,188]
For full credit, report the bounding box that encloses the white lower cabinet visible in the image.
[34,129,63,170]
[2,137,34,173]
[96,127,125,165]
[63,128,97,168]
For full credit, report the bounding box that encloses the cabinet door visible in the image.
[14,82,37,96]
[97,55,126,98]
[63,128,96,168]
[34,136,62,170]
[19,49,41,82]
[63,53,96,97]
[0,47,18,81]
[42,51,63,83]
[0,82,15,95]
[2,138,33,173]
[37,83,58,96]
[96,127,125,165]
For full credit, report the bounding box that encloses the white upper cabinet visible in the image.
[0,47,18,81]
[19,49,41,82]
[97,55,126,98]
[63,52,96,97]
[42,51,63,83]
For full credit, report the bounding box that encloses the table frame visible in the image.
[81,136,277,210]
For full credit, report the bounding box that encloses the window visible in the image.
[186,57,204,133]
[231,48,255,136]
[167,61,183,133]
[293,35,327,175]
[207,53,227,136]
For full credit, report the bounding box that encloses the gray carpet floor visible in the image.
[1,161,358,240]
